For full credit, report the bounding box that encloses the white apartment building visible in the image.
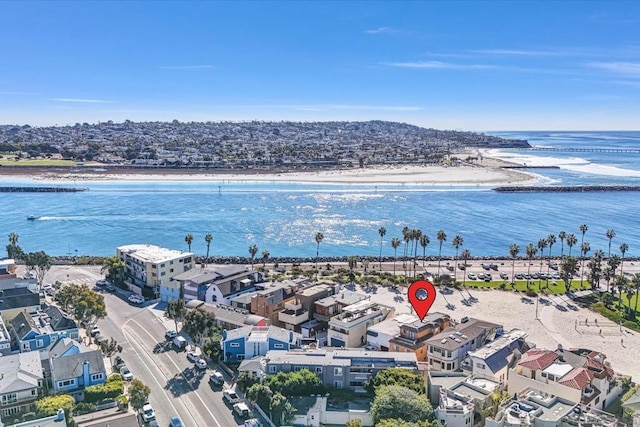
[435,388,475,427]
[116,244,194,294]
[327,300,394,348]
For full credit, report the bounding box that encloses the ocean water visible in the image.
[1,131,639,259]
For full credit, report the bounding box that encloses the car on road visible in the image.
[186,351,200,362]
[223,389,240,405]
[89,325,101,337]
[457,263,466,270]
[105,284,116,292]
[120,366,133,381]
[173,336,187,350]
[209,371,224,386]
[233,402,250,419]
[96,279,108,287]
[43,283,54,294]
[500,272,509,280]
[195,358,207,370]
[484,273,492,282]
[245,419,263,427]
[515,273,524,280]
[170,416,184,427]
[467,272,477,280]
[165,329,177,340]
[128,294,144,304]
[141,404,156,422]
[114,355,126,369]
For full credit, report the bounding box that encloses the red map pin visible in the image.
[408,280,437,321]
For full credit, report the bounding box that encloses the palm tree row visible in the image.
[183,233,266,271]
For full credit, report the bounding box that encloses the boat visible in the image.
[27,215,40,220]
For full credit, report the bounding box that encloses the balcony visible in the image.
[278,307,309,326]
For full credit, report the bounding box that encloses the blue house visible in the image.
[11,306,79,352]
[48,337,107,401]
[221,325,301,363]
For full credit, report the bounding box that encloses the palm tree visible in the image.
[579,223,588,251]
[537,239,547,290]
[619,242,629,277]
[461,249,471,287]
[204,233,213,266]
[614,275,630,311]
[631,273,640,316]
[606,254,621,293]
[314,232,324,270]
[248,244,258,270]
[391,237,401,277]
[261,250,270,268]
[378,226,387,270]
[526,243,537,276]
[509,244,520,284]
[587,250,603,289]
[558,231,566,258]
[8,232,19,246]
[412,229,423,278]
[606,229,616,258]
[437,230,447,277]
[184,233,194,252]
[566,233,577,257]
[402,227,410,276]
[546,234,556,275]
[452,235,463,283]
[419,234,430,269]
[580,241,591,288]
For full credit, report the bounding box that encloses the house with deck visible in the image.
[0,352,43,422]
[221,325,301,363]
[11,306,78,353]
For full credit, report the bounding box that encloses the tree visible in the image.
[604,254,620,293]
[436,230,447,277]
[247,383,273,410]
[204,233,213,264]
[128,378,151,411]
[412,229,422,278]
[376,420,435,427]
[546,234,556,274]
[183,308,216,347]
[6,232,24,260]
[249,244,258,270]
[378,226,387,270]
[264,369,322,396]
[537,239,547,289]
[579,223,588,250]
[370,385,434,424]
[631,273,640,315]
[606,229,616,258]
[270,392,295,426]
[314,232,324,270]
[402,227,410,276]
[364,368,426,396]
[526,243,537,276]
[509,244,520,284]
[587,250,603,289]
[24,251,51,290]
[620,242,629,277]
[101,256,125,286]
[614,275,630,311]
[36,394,75,417]
[100,337,123,367]
[262,249,270,267]
[558,231,566,258]
[236,371,259,392]
[580,241,591,288]
[185,233,194,252]
[560,256,579,291]
[345,420,363,427]
[460,249,471,288]
[166,298,186,331]
[419,234,430,269]
[566,233,577,256]
[55,284,106,326]
[347,256,359,284]
[391,237,401,277]
[451,235,463,283]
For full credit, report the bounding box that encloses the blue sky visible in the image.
[1,1,639,130]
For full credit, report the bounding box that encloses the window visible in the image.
[31,389,37,396]
[293,366,302,372]
[3,407,20,416]
[22,342,30,351]
[230,343,240,347]
[269,366,277,373]
[36,339,44,348]
[393,345,398,351]
[476,363,485,369]
[161,263,166,267]
[91,373,104,381]
[333,380,343,388]
[170,268,174,273]
[315,367,323,373]
[161,272,166,276]
[274,343,284,349]
[212,295,217,302]
[541,372,547,378]
[57,379,76,388]
[334,367,342,376]
[170,260,174,265]
[2,393,18,405]
[408,331,415,339]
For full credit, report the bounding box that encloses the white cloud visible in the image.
[588,62,640,78]
[51,98,114,103]
[157,65,214,70]
[385,61,498,70]
[364,27,394,34]
[470,48,568,56]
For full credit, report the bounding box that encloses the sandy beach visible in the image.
[0,153,537,186]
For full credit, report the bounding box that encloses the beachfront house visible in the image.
[388,312,451,362]
[48,338,107,400]
[425,318,502,372]
[0,351,44,423]
[170,265,261,304]
[116,244,194,299]
[327,300,394,348]
[221,325,301,363]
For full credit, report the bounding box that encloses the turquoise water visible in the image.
[1,131,639,258]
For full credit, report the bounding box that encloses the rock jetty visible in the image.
[494,185,640,193]
[0,186,87,193]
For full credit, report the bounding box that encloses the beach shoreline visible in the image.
[0,151,537,186]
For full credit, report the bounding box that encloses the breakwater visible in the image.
[494,186,640,193]
[0,186,87,193]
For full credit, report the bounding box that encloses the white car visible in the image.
[141,404,156,422]
[467,272,477,280]
[128,294,144,304]
[186,351,200,362]
[223,389,240,404]
[120,366,133,381]
[195,358,207,370]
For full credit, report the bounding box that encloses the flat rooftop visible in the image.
[117,244,193,263]
[468,328,527,359]
[315,290,368,307]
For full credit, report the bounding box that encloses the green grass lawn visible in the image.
[0,158,77,166]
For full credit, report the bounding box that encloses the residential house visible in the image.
[0,288,41,322]
[462,329,530,385]
[11,306,78,353]
[388,312,451,361]
[74,407,138,427]
[221,325,301,363]
[250,280,305,326]
[434,388,475,427]
[327,300,394,348]
[116,244,194,297]
[0,259,17,278]
[277,283,337,331]
[0,315,12,355]
[290,395,373,427]
[265,348,418,392]
[365,313,419,351]
[312,291,368,322]
[10,410,66,427]
[425,318,502,372]
[49,338,107,400]
[508,347,622,411]
[170,265,261,304]
[228,292,254,311]
[0,352,44,422]
[185,300,268,330]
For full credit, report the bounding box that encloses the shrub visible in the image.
[525,290,538,297]
[84,378,124,403]
[107,373,123,383]
[73,402,97,415]
[116,394,129,409]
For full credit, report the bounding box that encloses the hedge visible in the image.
[84,378,124,403]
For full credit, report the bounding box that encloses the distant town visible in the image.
[0,120,529,170]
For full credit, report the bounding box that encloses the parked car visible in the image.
[467,272,477,280]
[195,358,207,370]
[209,371,224,386]
[173,336,187,351]
[90,326,101,337]
[128,294,144,304]
[170,416,184,427]
[114,355,125,369]
[457,263,466,270]
[223,389,240,405]
[165,329,177,340]
[141,404,156,422]
[484,273,492,282]
[500,272,509,280]
[233,402,250,419]
[245,419,263,427]
[43,283,54,293]
[186,351,200,362]
[120,366,133,381]
[105,284,116,292]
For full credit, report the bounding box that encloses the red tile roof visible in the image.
[559,367,594,390]
[518,349,558,371]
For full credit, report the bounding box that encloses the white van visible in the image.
[172,336,187,350]
[233,402,250,419]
